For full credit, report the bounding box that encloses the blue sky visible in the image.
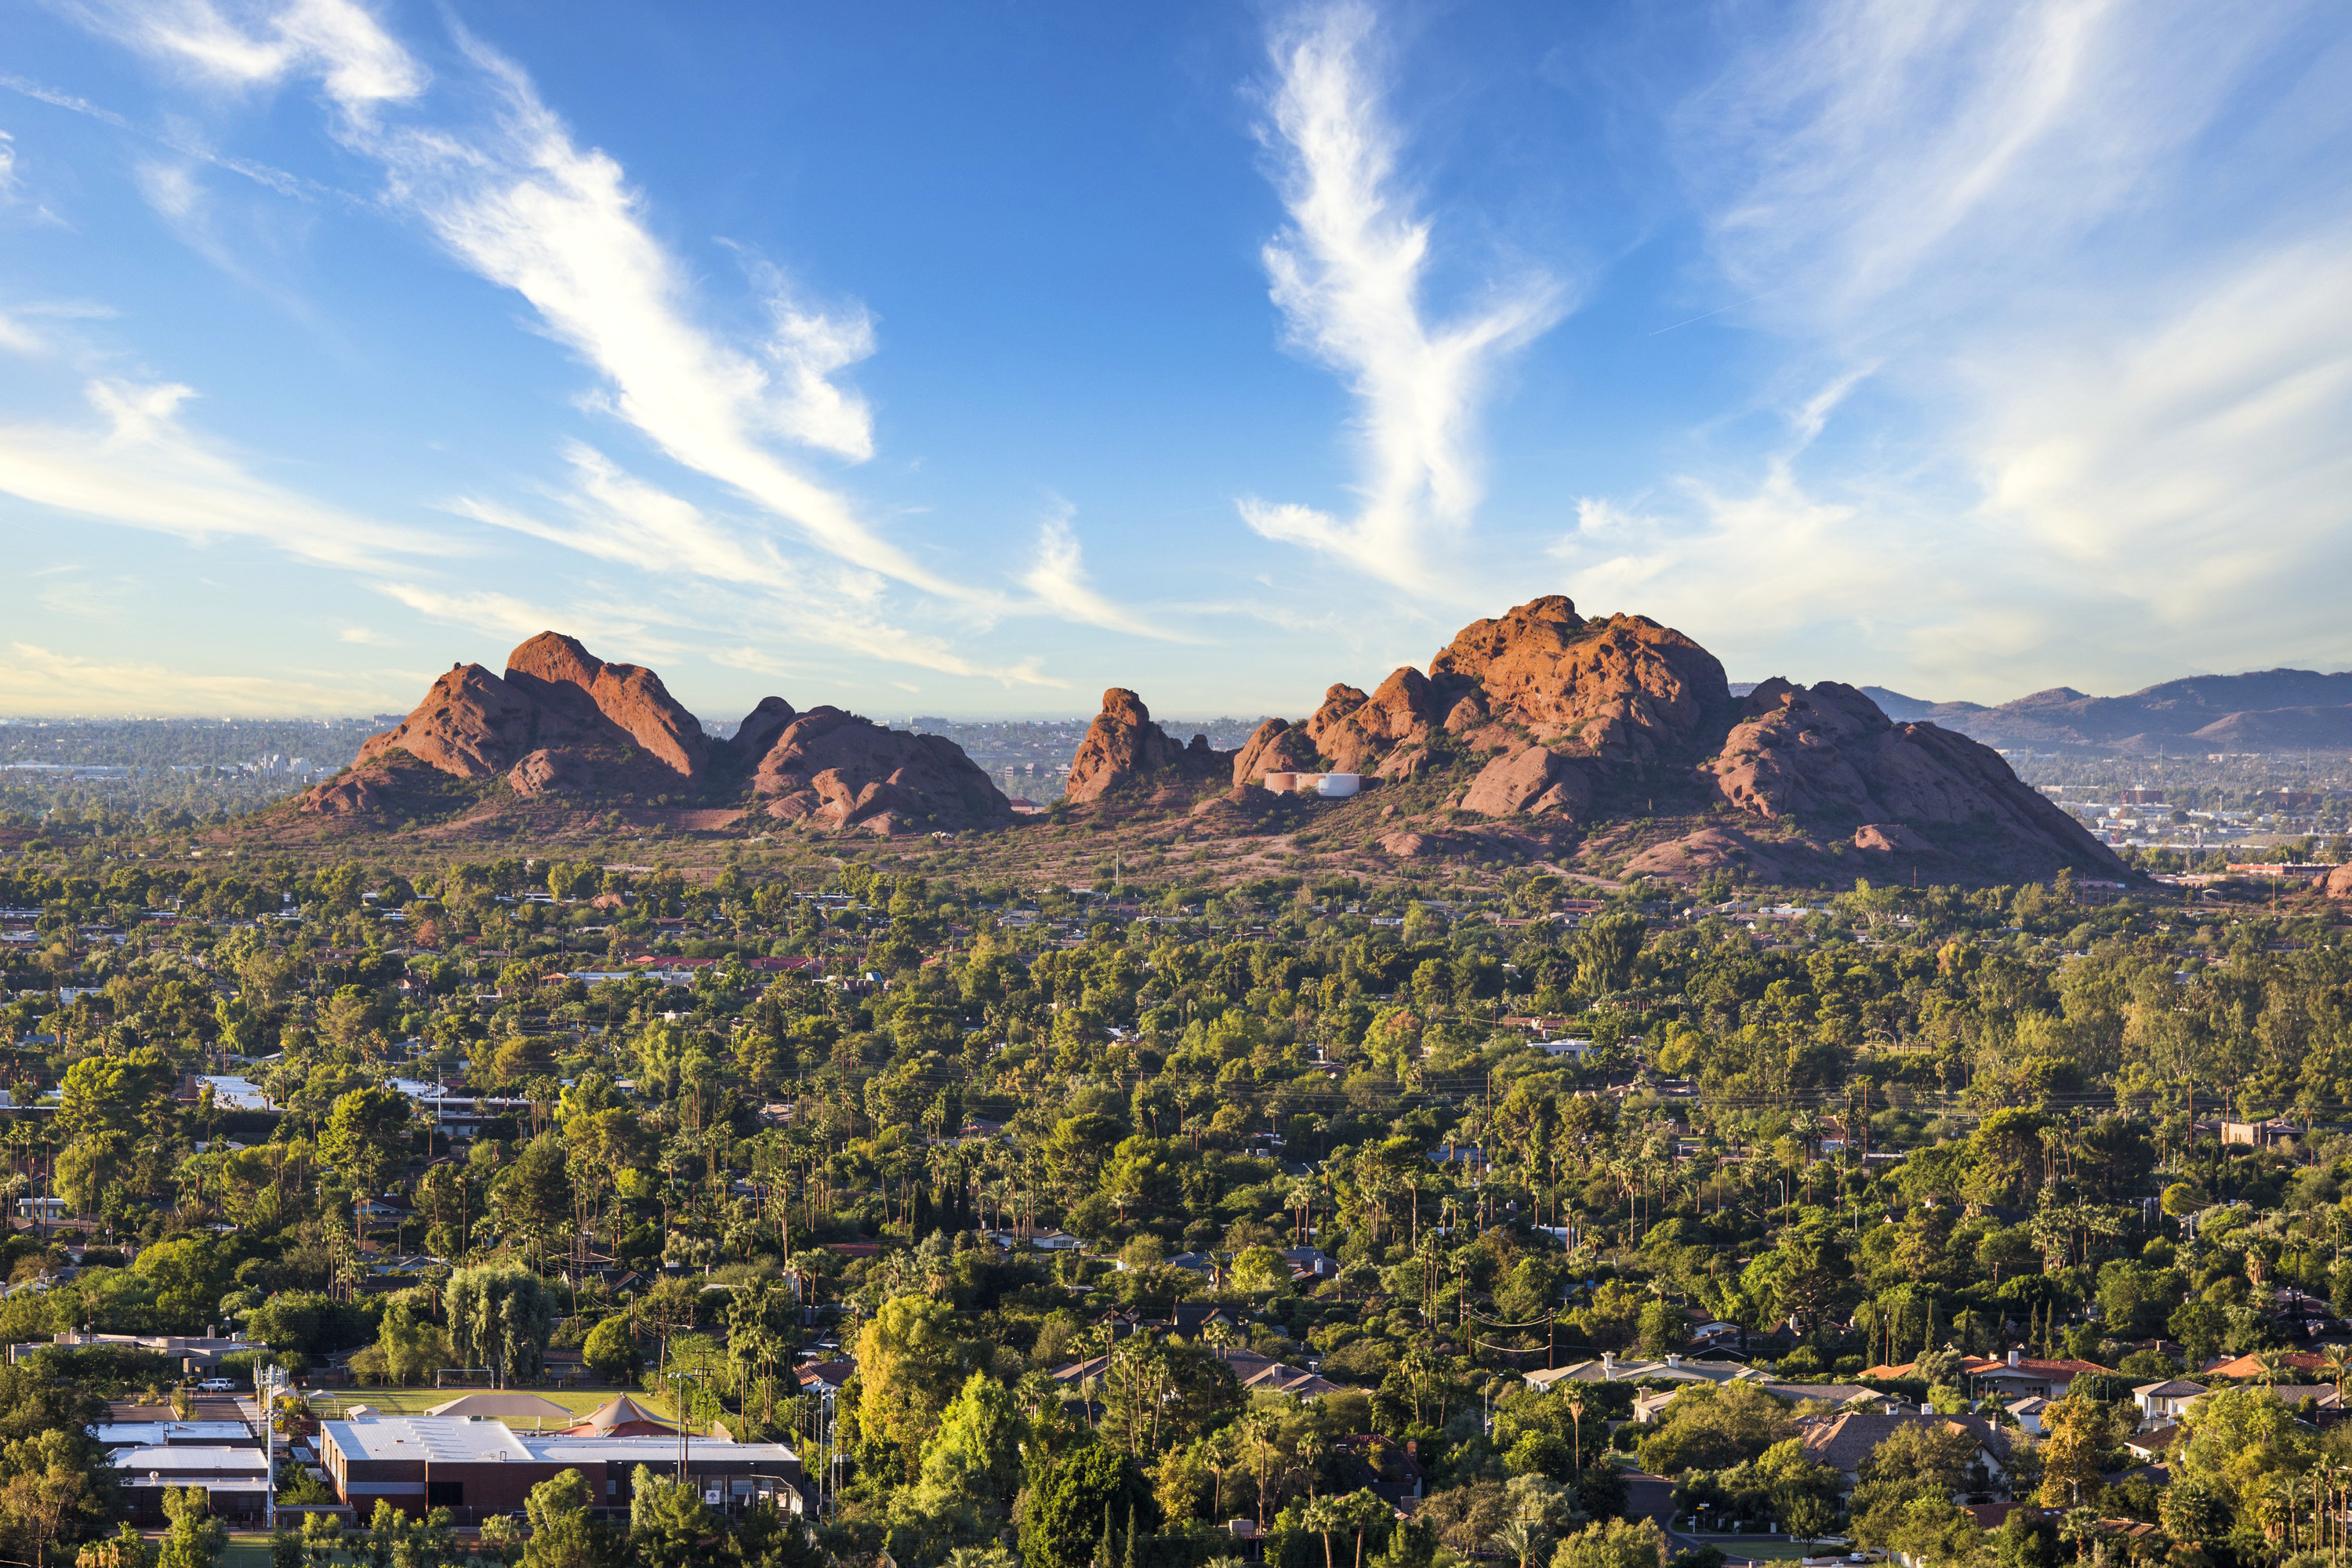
[1,0,2347,722]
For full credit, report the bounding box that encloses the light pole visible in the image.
[670,1366,710,1486]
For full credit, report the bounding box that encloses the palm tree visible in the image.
[1301,1497,1343,1568]
[1495,1519,1543,1568]
[2319,1342,2352,1402]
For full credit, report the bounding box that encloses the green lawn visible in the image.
[220,1535,277,1568]
[305,1385,678,1423]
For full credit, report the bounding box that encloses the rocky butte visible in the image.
[296,632,1012,837]
[284,604,2122,884]
[1062,596,2122,884]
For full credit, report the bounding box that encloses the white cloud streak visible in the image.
[0,378,441,572]
[1240,2,1566,590]
[1020,505,1185,641]
[53,0,1179,680]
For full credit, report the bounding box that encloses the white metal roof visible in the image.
[90,1422,253,1448]
[110,1447,270,1474]
[322,1417,533,1464]
[325,1417,796,1468]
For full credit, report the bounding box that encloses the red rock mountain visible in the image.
[303,633,1008,834]
[750,707,1011,834]
[1063,594,2123,880]
[1065,689,1224,803]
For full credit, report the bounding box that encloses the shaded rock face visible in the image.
[1461,746,1592,818]
[1707,681,2123,872]
[2321,863,2352,900]
[502,632,710,779]
[729,696,800,764]
[1066,688,1223,802]
[352,663,543,782]
[753,708,1011,835]
[297,751,458,819]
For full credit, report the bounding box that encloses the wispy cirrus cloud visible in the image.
[443,445,1062,684]
[1021,505,1186,642]
[0,378,440,572]
[1238,2,1567,591]
[51,0,1175,671]
[1553,0,2352,698]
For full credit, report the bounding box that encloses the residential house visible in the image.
[2200,1349,2333,1381]
[1523,1352,1765,1391]
[1962,1350,2113,1401]
[796,1362,856,1396]
[2132,1381,2206,1425]
[1796,1410,2012,1498]
[1240,1362,1345,1399]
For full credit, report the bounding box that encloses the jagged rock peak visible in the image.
[1065,687,1218,803]
[501,631,710,779]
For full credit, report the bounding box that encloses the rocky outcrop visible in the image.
[1430,597,1732,763]
[1305,669,1446,775]
[344,632,710,805]
[1460,746,1591,818]
[352,663,543,782]
[728,696,800,764]
[2320,863,2352,900]
[1065,689,1223,803]
[501,632,710,779]
[1706,681,2123,873]
[297,750,466,819]
[305,631,1007,833]
[1229,718,1322,787]
[752,708,1011,835]
[1248,597,1735,788]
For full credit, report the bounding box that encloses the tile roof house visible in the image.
[1962,1350,2114,1400]
[2200,1349,2333,1380]
[1796,1410,2013,1497]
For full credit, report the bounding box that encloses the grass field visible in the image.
[220,1536,278,1568]
[304,1385,680,1423]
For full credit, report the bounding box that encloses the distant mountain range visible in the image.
[1860,670,2352,756]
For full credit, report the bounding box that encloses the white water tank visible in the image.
[1314,774,1361,798]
